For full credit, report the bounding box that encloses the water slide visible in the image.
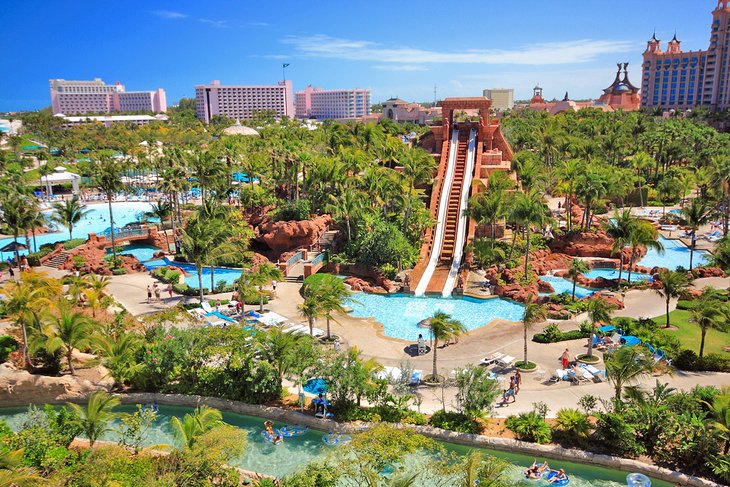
[442,129,477,297]
[414,129,459,296]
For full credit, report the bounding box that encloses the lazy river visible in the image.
[0,405,674,486]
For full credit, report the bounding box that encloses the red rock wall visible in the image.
[255,215,333,259]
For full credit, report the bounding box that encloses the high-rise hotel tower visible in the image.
[641,0,730,111]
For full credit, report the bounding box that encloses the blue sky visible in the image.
[0,1,716,111]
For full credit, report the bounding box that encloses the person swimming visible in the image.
[264,420,283,444]
[548,468,567,483]
[525,458,549,479]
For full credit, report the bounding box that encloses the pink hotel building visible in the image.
[50,78,167,115]
[295,86,371,120]
[195,80,294,123]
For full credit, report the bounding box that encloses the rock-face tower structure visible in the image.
[641,0,730,111]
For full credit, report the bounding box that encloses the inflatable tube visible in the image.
[524,464,547,480]
[545,471,569,486]
[626,473,651,487]
[141,403,158,413]
[279,424,309,437]
[322,433,352,447]
[260,430,283,444]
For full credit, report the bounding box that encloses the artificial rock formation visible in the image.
[255,215,333,258]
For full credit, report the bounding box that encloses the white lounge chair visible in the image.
[480,352,505,366]
[496,355,515,367]
[201,301,215,314]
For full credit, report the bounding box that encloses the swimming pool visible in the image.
[638,235,708,270]
[0,405,674,486]
[347,293,524,341]
[538,275,595,298]
[0,202,153,256]
[583,268,653,282]
[114,243,162,262]
[144,258,242,290]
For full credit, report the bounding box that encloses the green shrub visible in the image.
[594,412,645,457]
[274,199,311,221]
[555,408,592,439]
[151,266,181,284]
[532,326,590,344]
[0,336,18,363]
[111,268,126,275]
[62,238,86,250]
[676,300,695,311]
[281,462,340,487]
[671,349,729,372]
[379,263,397,280]
[172,283,201,296]
[71,255,85,269]
[505,411,552,444]
[429,410,482,434]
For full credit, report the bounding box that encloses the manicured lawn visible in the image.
[651,309,729,356]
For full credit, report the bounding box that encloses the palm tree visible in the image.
[630,152,654,208]
[511,189,549,277]
[557,159,581,232]
[50,196,91,241]
[654,269,689,328]
[400,148,435,234]
[427,311,466,380]
[170,405,223,450]
[567,259,589,301]
[257,328,308,387]
[93,332,141,389]
[327,189,363,242]
[627,221,663,283]
[248,262,284,312]
[520,295,547,366]
[605,210,636,283]
[94,156,124,261]
[0,270,60,366]
[298,294,322,337]
[0,196,32,271]
[576,168,609,232]
[682,198,712,270]
[68,391,120,448]
[0,448,43,487]
[586,298,615,358]
[691,290,729,357]
[33,304,91,375]
[303,274,353,339]
[605,347,653,406]
[144,199,173,250]
[706,390,730,455]
[179,215,227,302]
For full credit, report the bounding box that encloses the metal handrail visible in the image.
[310,251,328,266]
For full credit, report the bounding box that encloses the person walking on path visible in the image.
[153,283,161,303]
[167,283,173,300]
[561,348,570,369]
[272,279,277,296]
[515,369,522,393]
[146,285,152,304]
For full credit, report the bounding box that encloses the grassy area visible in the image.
[651,309,729,356]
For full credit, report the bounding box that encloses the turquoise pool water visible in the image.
[144,258,242,289]
[538,275,595,298]
[0,405,673,486]
[583,268,653,282]
[113,243,161,262]
[0,202,153,256]
[348,293,524,341]
[638,235,708,270]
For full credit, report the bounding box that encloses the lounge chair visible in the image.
[704,231,721,240]
[201,301,215,314]
[480,352,505,366]
[550,369,569,383]
[621,335,641,347]
[417,338,427,356]
[707,234,724,242]
[496,355,515,368]
[584,365,606,382]
[410,370,423,385]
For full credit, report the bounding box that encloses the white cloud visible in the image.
[198,18,229,28]
[248,21,270,27]
[282,35,637,65]
[372,64,428,72]
[151,10,188,19]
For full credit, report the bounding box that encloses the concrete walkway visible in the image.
[31,265,730,418]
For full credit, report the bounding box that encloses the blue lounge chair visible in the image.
[598,325,615,334]
[621,335,641,346]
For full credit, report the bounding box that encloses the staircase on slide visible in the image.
[413,126,476,296]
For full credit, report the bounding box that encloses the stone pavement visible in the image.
[31,265,730,418]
